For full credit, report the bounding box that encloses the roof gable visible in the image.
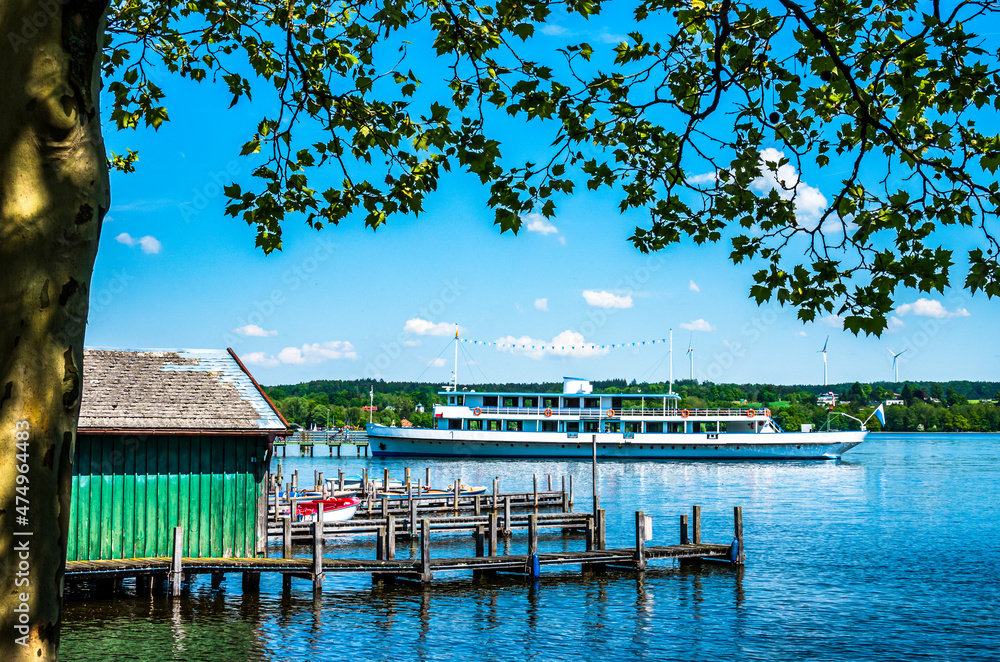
[79,349,287,431]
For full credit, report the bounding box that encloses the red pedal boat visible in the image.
[295,496,361,522]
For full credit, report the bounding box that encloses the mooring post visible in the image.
[420,519,433,584]
[734,506,745,565]
[171,526,184,597]
[317,471,324,495]
[635,511,647,571]
[317,502,325,530]
[454,479,460,512]
[383,467,390,492]
[386,515,396,560]
[312,521,324,592]
[493,477,499,510]
[382,497,389,519]
[314,469,319,490]
[425,467,431,487]
[561,476,568,513]
[547,474,552,491]
[475,524,485,557]
[409,493,418,537]
[533,474,538,507]
[526,513,539,579]
[376,525,386,561]
[271,481,280,523]
[585,515,595,551]
[569,475,574,509]
[474,494,481,516]
[488,512,498,556]
[693,505,702,545]
[292,470,298,491]
[338,469,344,492]
[597,509,606,550]
[680,514,690,545]
[282,517,292,558]
[503,497,512,536]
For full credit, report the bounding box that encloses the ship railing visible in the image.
[471,407,770,418]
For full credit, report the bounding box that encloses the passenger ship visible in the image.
[367,378,865,460]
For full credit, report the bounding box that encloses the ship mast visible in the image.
[453,327,459,392]
[669,328,674,394]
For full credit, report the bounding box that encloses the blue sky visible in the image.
[88,9,998,388]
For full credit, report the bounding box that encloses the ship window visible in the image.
[487,420,501,431]
[543,396,559,408]
[456,395,464,406]
[624,422,641,434]
[584,398,600,409]
[582,421,599,433]
[563,398,580,408]
[612,397,623,409]
[605,421,621,433]
[541,421,558,432]
[449,396,455,404]
[502,397,517,407]
[483,396,498,407]
[645,422,663,433]
[506,420,521,431]
[523,397,537,407]
[667,422,684,433]
[468,420,483,431]
[448,419,463,430]
[566,422,580,433]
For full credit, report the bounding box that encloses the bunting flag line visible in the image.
[459,337,669,351]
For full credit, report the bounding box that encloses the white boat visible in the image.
[367,378,865,460]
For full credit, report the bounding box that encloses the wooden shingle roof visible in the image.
[79,349,288,432]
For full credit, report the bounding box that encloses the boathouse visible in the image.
[70,348,288,562]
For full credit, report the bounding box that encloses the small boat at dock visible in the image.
[295,496,361,522]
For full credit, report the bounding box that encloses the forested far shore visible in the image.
[263,378,1000,433]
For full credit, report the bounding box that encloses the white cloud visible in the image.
[242,352,280,368]
[895,298,970,319]
[541,25,568,36]
[429,357,447,367]
[496,330,611,360]
[274,341,358,366]
[232,324,277,337]
[111,199,176,213]
[582,290,633,309]
[750,148,828,228]
[796,331,808,337]
[523,212,559,235]
[402,339,422,347]
[535,298,549,311]
[116,232,161,254]
[887,316,905,332]
[403,318,463,336]
[680,319,715,332]
[818,315,845,328]
[597,31,628,44]
[687,172,717,185]
[688,280,700,293]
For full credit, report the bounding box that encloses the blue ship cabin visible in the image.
[71,348,289,562]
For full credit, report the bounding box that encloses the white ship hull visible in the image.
[366,425,865,460]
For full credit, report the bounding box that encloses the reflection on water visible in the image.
[62,434,1000,661]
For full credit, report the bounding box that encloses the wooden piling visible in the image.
[383,467,390,492]
[585,515,595,551]
[569,475,574,509]
[635,511,647,571]
[561,476,568,513]
[425,467,430,487]
[533,474,538,507]
[597,509,606,550]
[453,479,460,512]
[693,505,702,545]
[312,521,324,591]
[382,497,389,519]
[492,477,499,510]
[503,497,512,536]
[474,495,481,516]
[680,514,689,545]
[526,513,539,578]
[317,471,324,495]
[488,512,498,556]
[386,515,396,560]
[409,494,418,537]
[547,474,552,491]
[171,526,183,597]
[282,517,292,558]
[734,506,745,565]
[338,469,344,492]
[419,519,432,584]
[292,470,298,491]
[376,525,386,561]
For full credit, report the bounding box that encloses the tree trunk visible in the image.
[0,1,109,659]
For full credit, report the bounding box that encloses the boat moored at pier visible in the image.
[367,378,865,460]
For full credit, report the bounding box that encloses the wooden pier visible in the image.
[64,505,745,598]
[274,431,370,457]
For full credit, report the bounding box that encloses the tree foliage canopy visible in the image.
[106,0,1000,334]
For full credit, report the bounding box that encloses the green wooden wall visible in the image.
[68,434,269,561]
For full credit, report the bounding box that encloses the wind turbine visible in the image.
[818,335,829,386]
[686,334,694,381]
[888,348,906,382]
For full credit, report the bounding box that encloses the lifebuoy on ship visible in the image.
[765,408,771,417]
[544,408,552,417]
[607,408,615,417]
[681,409,690,418]
[746,409,754,418]
[473,407,482,416]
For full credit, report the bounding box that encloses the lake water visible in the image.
[61,433,1000,661]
